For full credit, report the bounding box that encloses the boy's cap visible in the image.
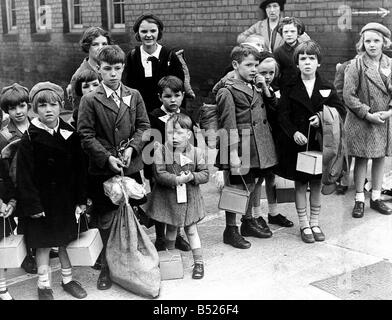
[132,13,164,33]
[30,82,64,101]
[1,83,29,96]
[360,22,391,39]
[259,0,286,10]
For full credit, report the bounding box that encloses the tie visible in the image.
[111,91,120,107]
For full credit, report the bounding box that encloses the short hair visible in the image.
[293,40,322,65]
[74,70,100,97]
[80,26,113,53]
[0,84,29,113]
[31,90,63,113]
[231,44,261,64]
[167,113,193,131]
[278,16,305,36]
[258,52,280,80]
[133,14,164,42]
[356,30,392,53]
[157,76,184,95]
[97,45,125,65]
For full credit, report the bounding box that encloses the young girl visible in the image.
[16,82,88,300]
[343,23,392,218]
[252,52,294,228]
[277,40,345,243]
[147,113,209,279]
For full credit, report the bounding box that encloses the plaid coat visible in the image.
[343,53,392,158]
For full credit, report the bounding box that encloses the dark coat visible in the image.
[122,46,185,113]
[16,119,87,248]
[215,79,278,171]
[276,73,346,182]
[77,83,150,177]
[343,53,392,158]
[274,42,300,88]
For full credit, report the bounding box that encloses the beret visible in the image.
[259,0,286,10]
[132,13,164,33]
[360,22,391,39]
[29,82,64,102]
[0,83,29,96]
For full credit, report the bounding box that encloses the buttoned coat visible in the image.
[215,79,278,171]
[77,83,150,176]
[343,53,392,158]
[276,73,345,182]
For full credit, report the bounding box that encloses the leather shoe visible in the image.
[175,235,191,252]
[311,226,325,241]
[240,217,272,238]
[97,268,112,290]
[300,227,315,243]
[370,199,392,215]
[192,262,204,279]
[38,287,54,300]
[21,254,37,274]
[268,214,294,228]
[352,201,364,218]
[62,280,87,299]
[223,226,251,249]
[154,238,166,251]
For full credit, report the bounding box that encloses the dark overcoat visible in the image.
[276,72,345,182]
[343,53,392,158]
[215,79,278,172]
[16,119,87,248]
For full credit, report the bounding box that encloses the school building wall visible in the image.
[0,0,391,113]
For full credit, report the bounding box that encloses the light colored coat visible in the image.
[343,53,392,158]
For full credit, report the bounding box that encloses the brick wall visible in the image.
[0,0,391,113]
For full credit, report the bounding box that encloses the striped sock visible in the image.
[192,248,203,264]
[37,266,50,289]
[296,207,309,230]
[310,205,321,228]
[61,268,72,285]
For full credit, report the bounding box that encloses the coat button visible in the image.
[115,128,119,132]
[263,119,267,124]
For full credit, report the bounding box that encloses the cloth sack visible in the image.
[106,195,160,298]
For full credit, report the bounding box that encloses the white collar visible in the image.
[102,82,121,99]
[140,44,162,61]
[31,117,60,135]
[160,105,180,115]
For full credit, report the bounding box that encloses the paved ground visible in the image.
[5,148,392,300]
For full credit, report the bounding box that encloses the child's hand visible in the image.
[293,131,308,146]
[366,112,385,124]
[31,212,45,219]
[108,156,125,173]
[309,115,320,128]
[122,147,133,168]
[75,205,86,223]
[3,201,16,218]
[176,172,193,185]
[229,153,242,168]
[376,110,392,121]
[254,74,267,89]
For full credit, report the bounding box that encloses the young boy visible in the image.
[0,83,37,275]
[215,44,278,249]
[147,75,194,251]
[78,45,150,291]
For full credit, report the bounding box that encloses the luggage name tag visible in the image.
[144,61,152,78]
[122,95,132,107]
[319,89,331,98]
[158,114,171,123]
[176,183,187,203]
[59,129,73,140]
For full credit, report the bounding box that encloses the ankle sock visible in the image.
[296,207,309,230]
[37,266,50,289]
[61,267,72,285]
[268,203,278,216]
[355,192,365,203]
[192,248,203,264]
[372,190,381,201]
[252,206,262,218]
[310,205,321,228]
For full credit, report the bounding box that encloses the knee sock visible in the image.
[192,248,203,264]
[268,203,278,216]
[296,207,309,229]
[372,190,381,201]
[37,265,50,289]
[355,192,365,203]
[309,205,321,228]
[61,267,72,285]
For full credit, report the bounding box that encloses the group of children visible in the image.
[1,14,392,300]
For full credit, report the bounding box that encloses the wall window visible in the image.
[5,0,17,31]
[35,0,52,31]
[68,0,83,30]
[108,0,125,30]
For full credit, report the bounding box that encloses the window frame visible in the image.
[108,0,125,31]
[35,0,52,32]
[5,0,18,32]
[67,0,83,31]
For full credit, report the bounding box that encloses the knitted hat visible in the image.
[0,83,29,96]
[360,22,391,39]
[29,82,64,102]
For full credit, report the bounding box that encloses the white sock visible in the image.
[37,266,50,289]
[61,267,72,285]
[252,206,262,218]
[355,192,365,203]
[372,190,381,201]
[268,203,278,216]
